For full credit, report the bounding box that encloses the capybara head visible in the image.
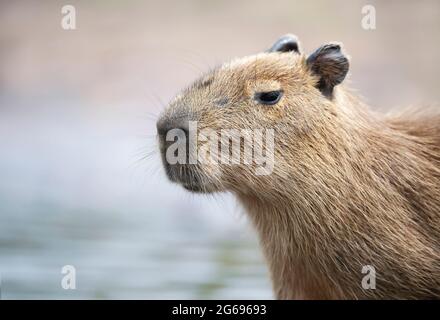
[157,35,350,194]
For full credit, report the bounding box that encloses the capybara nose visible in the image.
[156,115,190,141]
[157,114,192,167]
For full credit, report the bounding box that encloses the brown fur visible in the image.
[157,40,440,299]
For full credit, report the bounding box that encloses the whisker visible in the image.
[150,92,167,110]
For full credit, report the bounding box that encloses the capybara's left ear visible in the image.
[268,34,301,54]
[306,43,349,98]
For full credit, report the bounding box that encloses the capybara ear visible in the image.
[306,43,349,98]
[268,34,301,54]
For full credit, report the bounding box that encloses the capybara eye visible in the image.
[254,90,283,105]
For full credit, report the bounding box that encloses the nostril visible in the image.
[156,125,165,137]
[156,116,191,139]
[156,118,169,137]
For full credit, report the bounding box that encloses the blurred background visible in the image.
[0,0,439,299]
